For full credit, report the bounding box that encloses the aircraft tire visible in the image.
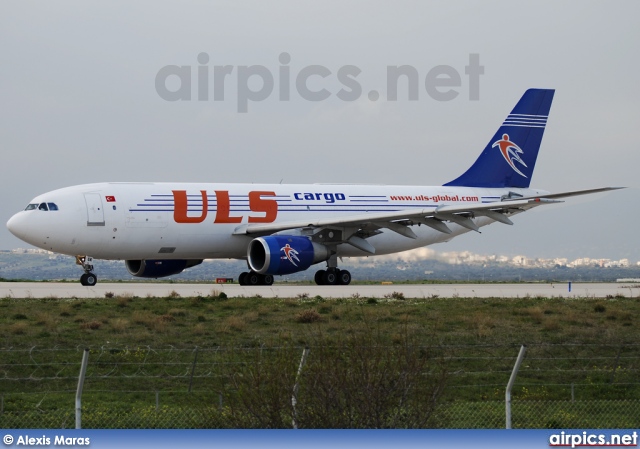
[80,273,97,287]
[263,274,274,286]
[238,272,248,285]
[338,269,351,285]
[323,270,337,285]
[314,270,325,285]
[246,272,261,286]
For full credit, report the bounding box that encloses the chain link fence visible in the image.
[1,344,639,428]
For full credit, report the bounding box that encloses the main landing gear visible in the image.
[314,268,351,285]
[76,255,98,286]
[238,271,274,286]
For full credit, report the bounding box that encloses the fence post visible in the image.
[291,347,310,429]
[188,346,199,393]
[156,391,159,412]
[76,348,90,430]
[610,346,622,384]
[506,345,527,429]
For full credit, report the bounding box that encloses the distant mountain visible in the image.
[1,249,638,283]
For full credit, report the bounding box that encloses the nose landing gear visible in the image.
[76,256,98,286]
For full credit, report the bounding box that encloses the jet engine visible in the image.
[125,259,203,278]
[248,236,330,275]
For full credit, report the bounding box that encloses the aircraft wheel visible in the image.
[338,269,351,285]
[80,273,97,287]
[314,270,325,285]
[246,272,261,286]
[263,274,274,286]
[323,270,337,285]
[238,272,248,285]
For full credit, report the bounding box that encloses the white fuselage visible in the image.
[6,182,547,261]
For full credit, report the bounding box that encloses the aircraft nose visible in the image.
[7,213,18,235]
[7,212,28,241]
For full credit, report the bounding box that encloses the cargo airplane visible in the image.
[6,89,620,286]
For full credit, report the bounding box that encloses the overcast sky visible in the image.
[1,1,638,262]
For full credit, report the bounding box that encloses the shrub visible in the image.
[384,291,405,300]
[81,320,102,330]
[296,309,321,323]
[168,290,181,299]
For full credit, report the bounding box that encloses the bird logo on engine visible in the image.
[280,243,301,267]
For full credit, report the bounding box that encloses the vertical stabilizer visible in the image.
[444,89,555,188]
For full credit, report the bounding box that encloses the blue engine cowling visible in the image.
[125,259,203,278]
[248,236,330,275]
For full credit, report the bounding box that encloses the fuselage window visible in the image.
[38,203,49,211]
[47,203,59,211]
[24,204,38,211]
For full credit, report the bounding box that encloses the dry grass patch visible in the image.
[150,319,167,332]
[116,295,132,308]
[525,307,545,324]
[221,315,247,332]
[242,311,259,323]
[542,316,562,332]
[110,318,130,332]
[34,312,58,332]
[256,305,271,317]
[80,320,101,330]
[132,310,154,326]
[168,308,187,317]
[295,309,321,323]
[192,323,207,335]
[10,322,28,335]
[58,304,73,317]
[474,314,497,338]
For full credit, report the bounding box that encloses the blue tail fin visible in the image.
[444,89,555,188]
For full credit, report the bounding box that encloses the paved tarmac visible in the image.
[0,281,637,299]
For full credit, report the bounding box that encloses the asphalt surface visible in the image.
[0,282,637,299]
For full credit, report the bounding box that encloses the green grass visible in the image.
[0,293,639,428]
[2,293,637,346]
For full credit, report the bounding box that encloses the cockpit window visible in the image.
[24,202,59,211]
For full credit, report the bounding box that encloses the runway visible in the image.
[0,281,637,299]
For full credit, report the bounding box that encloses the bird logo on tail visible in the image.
[492,134,528,177]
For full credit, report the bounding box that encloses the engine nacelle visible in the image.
[125,259,203,278]
[248,236,330,275]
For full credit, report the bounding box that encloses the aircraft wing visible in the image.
[232,196,545,253]
[233,187,622,254]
